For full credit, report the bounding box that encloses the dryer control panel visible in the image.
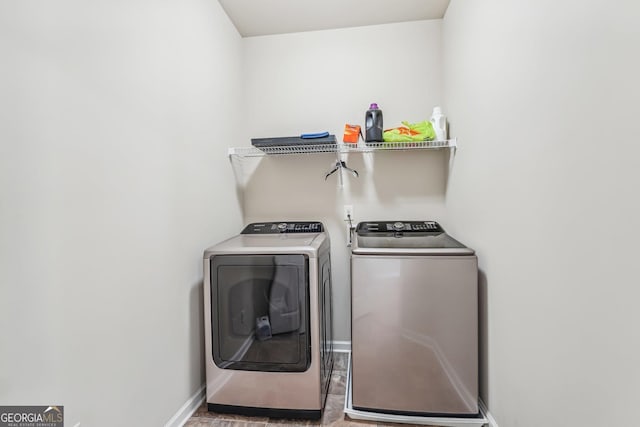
[356,221,444,235]
[241,221,324,234]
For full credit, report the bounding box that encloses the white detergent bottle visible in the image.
[430,106,447,141]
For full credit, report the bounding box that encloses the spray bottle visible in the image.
[430,106,447,141]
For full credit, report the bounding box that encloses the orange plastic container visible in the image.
[343,124,361,143]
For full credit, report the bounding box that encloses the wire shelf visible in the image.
[342,139,455,153]
[229,143,339,157]
[228,139,456,157]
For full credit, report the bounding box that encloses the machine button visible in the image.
[393,222,405,231]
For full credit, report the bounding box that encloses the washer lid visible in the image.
[352,221,475,255]
[356,220,444,235]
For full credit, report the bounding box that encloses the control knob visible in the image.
[393,222,405,231]
[277,222,288,232]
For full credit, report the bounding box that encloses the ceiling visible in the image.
[218,0,451,37]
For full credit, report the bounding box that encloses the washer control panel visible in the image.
[241,221,324,234]
[356,221,444,235]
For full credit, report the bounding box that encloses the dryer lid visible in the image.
[203,222,327,259]
[241,221,324,234]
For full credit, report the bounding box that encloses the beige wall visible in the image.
[0,1,243,425]
[7,2,638,425]
[240,20,446,341]
[443,1,640,426]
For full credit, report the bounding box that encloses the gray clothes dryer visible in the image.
[350,221,479,417]
[203,221,333,419]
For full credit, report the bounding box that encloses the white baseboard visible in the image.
[164,384,205,427]
[478,399,499,427]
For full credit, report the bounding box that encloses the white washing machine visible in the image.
[350,221,480,419]
[203,221,333,419]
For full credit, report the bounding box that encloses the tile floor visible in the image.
[186,352,421,427]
